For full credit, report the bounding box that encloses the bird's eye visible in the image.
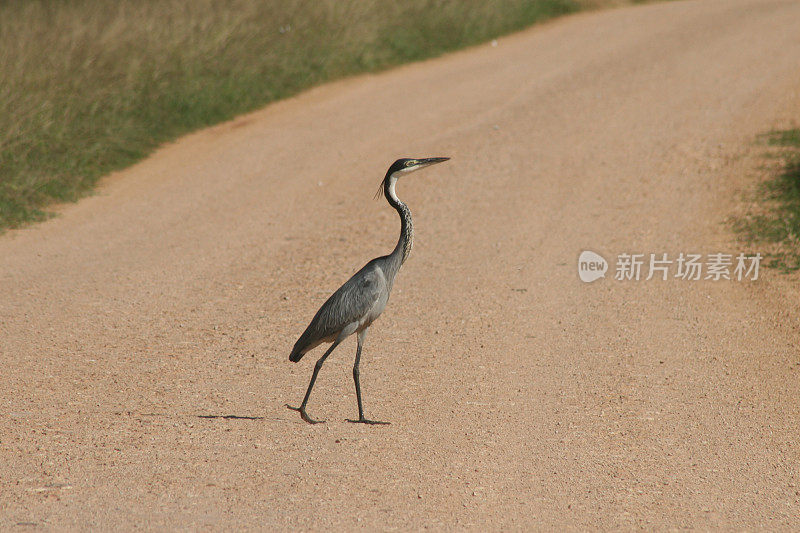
[405,160,416,167]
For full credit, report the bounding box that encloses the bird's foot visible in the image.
[346,417,390,425]
[286,404,325,424]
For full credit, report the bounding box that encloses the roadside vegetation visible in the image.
[0,0,593,230]
[733,129,800,272]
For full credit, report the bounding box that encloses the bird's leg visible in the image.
[286,340,340,424]
[346,329,390,425]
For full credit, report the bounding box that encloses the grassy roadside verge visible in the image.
[0,0,593,231]
[733,129,800,272]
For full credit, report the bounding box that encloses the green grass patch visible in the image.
[0,0,585,230]
[733,129,800,272]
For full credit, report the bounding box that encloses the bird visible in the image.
[286,157,450,425]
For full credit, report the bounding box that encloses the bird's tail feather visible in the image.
[289,346,305,362]
[290,323,321,362]
[289,333,308,363]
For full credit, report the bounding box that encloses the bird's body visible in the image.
[289,257,393,362]
[287,157,449,425]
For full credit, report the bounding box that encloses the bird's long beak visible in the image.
[418,157,450,168]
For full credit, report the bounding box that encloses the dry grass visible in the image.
[1,0,609,229]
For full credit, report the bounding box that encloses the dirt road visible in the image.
[2,0,800,529]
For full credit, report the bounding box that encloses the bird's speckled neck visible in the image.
[384,175,413,275]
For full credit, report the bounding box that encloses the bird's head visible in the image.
[389,157,450,175]
[376,157,450,199]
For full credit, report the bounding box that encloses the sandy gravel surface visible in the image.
[2,0,800,529]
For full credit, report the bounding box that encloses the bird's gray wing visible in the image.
[314,262,385,334]
[293,262,385,354]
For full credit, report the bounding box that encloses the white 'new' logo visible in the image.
[578,250,607,283]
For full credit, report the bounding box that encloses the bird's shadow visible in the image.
[197,414,265,420]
